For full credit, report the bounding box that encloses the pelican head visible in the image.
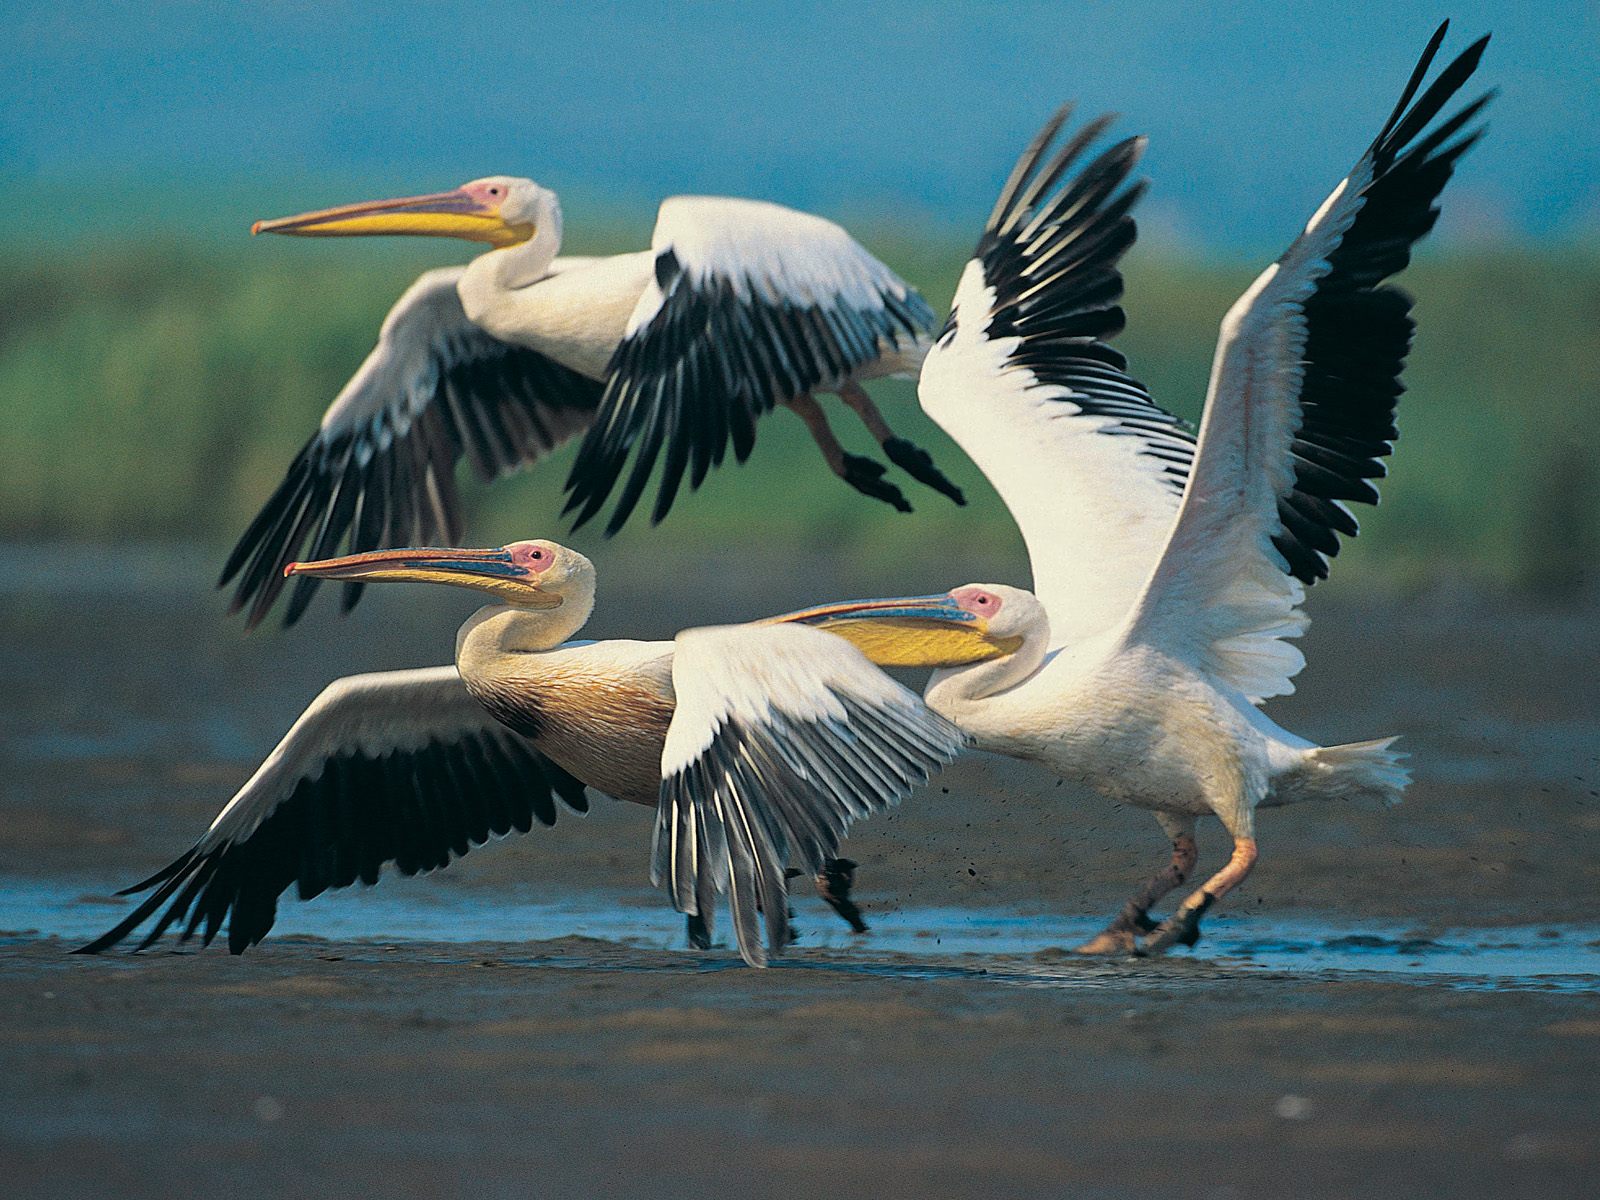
[251,176,557,248]
[286,540,594,616]
[774,582,1043,669]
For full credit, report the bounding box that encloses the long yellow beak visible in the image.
[285,546,559,606]
[771,594,1020,668]
[252,188,530,246]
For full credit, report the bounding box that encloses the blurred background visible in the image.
[3,0,1597,601]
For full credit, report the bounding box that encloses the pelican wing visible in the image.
[918,111,1196,648]
[221,266,603,628]
[77,666,590,955]
[564,196,936,534]
[654,622,966,966]
[1121,25,1490,701]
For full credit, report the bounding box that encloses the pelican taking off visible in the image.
[226,184,963,627]
[81,543,1014,965]
[675,23,1492,954]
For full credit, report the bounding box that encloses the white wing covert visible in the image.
[565,196,937,534]
[653,622,967,966]
[1121,24,1491,701]
[221,267,603,627]
[78,666,590,955]
[918,111,1195,648]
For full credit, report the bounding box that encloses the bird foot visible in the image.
[685,912,712,951]
[1136,906,1207,956]
[841,454,912,512]
[817,858,869,933]
[883,437,966,505]
[1073,905,1159,954]
[1072,928,1139,955]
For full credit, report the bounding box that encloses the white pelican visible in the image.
[80,543,1015,965]
[226,186,962,627]
[669,23,1492,955]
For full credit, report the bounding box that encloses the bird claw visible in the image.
[685,912,712,951]
[883,437,966,505]
[841,454,912,512]
[1136,909,1205,956]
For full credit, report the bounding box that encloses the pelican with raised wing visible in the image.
[913,24,1490,953]
[679,24,1492,955]
[80,543,1019,966]
[226,184,961,627]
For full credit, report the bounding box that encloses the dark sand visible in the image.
[3,545,1598,1198]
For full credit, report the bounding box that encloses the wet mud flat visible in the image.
[4,933,1599,1200]
[3,546,1600,1196]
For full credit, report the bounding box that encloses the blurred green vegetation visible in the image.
[1,226,1595,597]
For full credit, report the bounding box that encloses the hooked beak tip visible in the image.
[250,220,265,236]
[283,562,302,578]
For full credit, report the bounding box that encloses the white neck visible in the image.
[924,628,1049,717]
[456,199,563,332]
[455,593,592,682]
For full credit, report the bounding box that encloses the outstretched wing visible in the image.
[653,622,966,967]
[564,196,936,535]
[918,110,1195,648]
[221,266,603,628]
[1121,23,1491,701]
[77,666,590,955]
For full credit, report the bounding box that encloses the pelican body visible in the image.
[82,542,1016,966]
[903,25,1490,952]
[226,180,966,627]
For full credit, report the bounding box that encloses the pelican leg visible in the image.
[815,857,869,933]
[1138,811,1258,956]
[1073,814,1198,954]
[837,381,965,505]
[782,857,867,933]
[786,393,911,512]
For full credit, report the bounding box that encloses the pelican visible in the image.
[226,184,963,627]
[669,24,1492,955]
[79,542,1018,965]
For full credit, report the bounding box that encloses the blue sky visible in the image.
[5,2,1596,249]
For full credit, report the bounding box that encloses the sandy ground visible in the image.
[3,545,1599,1198]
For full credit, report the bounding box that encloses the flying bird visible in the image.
[226,185,961,628]
[79,542,1011,966]
[669,22,1492,955]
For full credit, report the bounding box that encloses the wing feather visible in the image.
[564,197,936,535]
[221,267,603,628]
[652,622,967,966]
[919,111,1193,648]
[1121,24,1492,700]
[76,666,589,954]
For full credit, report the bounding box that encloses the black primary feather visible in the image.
[76,731,589,956]
[563,249,936,537]
[221,339,600,629]
[1269,24,1492,583]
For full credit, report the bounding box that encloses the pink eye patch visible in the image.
[951,586,1001,617]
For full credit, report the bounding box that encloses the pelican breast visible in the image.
[464,643,676,806]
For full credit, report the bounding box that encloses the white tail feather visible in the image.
[1274,737,1410,808]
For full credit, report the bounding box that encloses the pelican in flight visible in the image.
[671,24,1491,955]
[226,185,963,627]
[80,543,1017,965]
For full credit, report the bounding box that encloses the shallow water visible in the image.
[9,878,1598,993]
